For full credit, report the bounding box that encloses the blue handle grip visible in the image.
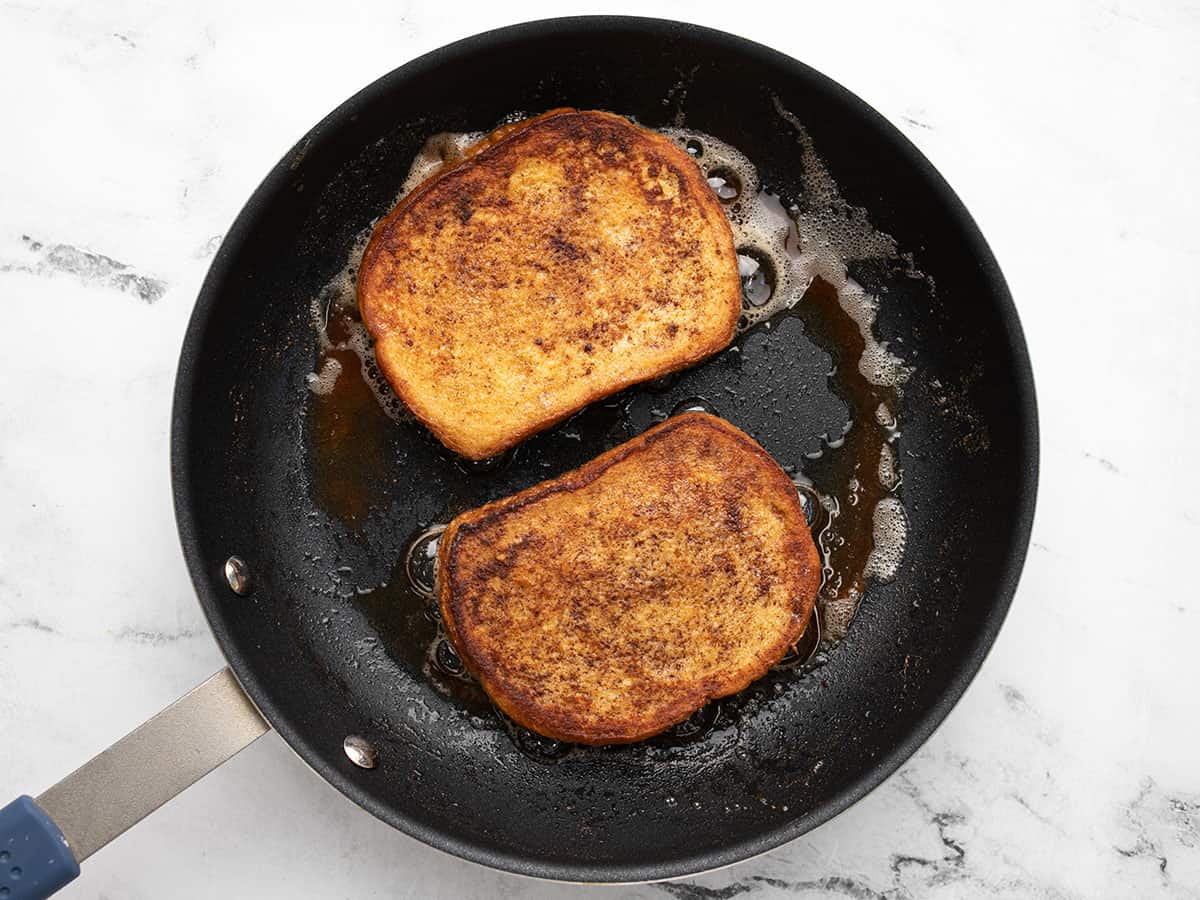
[0,797,79,900]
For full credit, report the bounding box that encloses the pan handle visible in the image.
[0,668,269,900]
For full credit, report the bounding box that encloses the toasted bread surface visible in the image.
[358,109,741,460]
[437,413,820,745]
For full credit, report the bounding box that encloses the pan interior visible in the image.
[174,18,1036,883]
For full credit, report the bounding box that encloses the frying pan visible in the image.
[0,15,1037,896]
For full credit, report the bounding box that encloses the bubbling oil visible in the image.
[398,131,486,197]
[305,129,488,430]
[664,124,910,640]
[306,230,407,420]
[304,108,916,746]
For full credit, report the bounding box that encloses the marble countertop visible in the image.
[1,1,1196,897]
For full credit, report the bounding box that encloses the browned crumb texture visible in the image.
[437,413,821,745]
[357,109,741,460]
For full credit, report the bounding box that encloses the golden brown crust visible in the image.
[358,109,741,460]
[437,413,821,744]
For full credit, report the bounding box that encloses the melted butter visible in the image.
[666,124,911,641]
[306,270,400,525]
[781,277,905,640]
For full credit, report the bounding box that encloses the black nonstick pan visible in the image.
[0,16,1036,896]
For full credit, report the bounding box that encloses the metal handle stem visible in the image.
[35,667,269,863]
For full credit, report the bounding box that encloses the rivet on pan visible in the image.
[223,556,252,596]
[343,735,379,769]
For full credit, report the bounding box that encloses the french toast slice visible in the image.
[357,109,741,460]
[437,413,820,745]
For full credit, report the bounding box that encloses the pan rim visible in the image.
[170,14,1039,884]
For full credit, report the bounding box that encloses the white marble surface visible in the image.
[1,1,1197,897]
